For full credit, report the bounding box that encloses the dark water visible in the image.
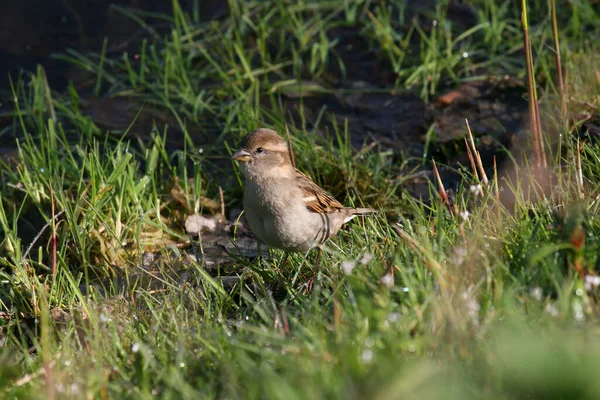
[0,0,226,93]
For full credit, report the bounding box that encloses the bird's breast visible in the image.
[243,179,330,252]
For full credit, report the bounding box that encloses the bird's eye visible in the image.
[256,147,264,153]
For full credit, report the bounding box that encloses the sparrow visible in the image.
[231,128,374,253]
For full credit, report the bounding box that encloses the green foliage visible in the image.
[1,0,600,398]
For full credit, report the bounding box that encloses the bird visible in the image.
[231,128,374,269]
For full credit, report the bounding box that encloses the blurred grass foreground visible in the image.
[1,0,600,398]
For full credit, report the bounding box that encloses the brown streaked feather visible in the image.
[295,170,345,214]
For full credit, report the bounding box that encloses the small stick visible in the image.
[218,185,225,217]
[582,101,597,111]
[494,156,501,227]
[533,92,547,167]
[22,210,66,263]
[493,156,500,204]
[464,137,479,180]
[432,160,454,218]
[551,0,567,122]
[304,248,323,293]
[465,119,488,185]
[521,1,542,168]
[12,360,56,387]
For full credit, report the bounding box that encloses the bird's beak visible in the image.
[232,149,251,162]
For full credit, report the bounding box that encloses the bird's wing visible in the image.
[295,169,345,214]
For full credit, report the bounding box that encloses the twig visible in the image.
[551,0,567,122]
[582,101,598,111]
[11,360,56,387]
[464,137,479,181]
[218,186,225,217]
[465,119,488,185]
[493,156,501,226]
[22,210,66,263]
[533,89,547,166]
[521,1,544,168]
[432,160,454,218]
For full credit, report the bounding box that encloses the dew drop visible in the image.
[361,349,373,364]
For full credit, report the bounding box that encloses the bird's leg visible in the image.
[304,247,323,293]
[270,252,289,301]
[314,247,323,273]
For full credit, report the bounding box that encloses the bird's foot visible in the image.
[301,272,317,294]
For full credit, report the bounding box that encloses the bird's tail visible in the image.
[352,207,375,215]
[344,208,376,223]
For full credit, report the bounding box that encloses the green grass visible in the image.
[1,0,600,398]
